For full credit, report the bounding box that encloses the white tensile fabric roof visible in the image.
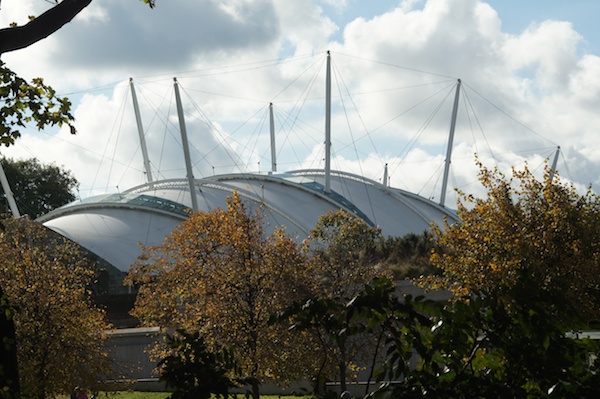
[37,170,458,272]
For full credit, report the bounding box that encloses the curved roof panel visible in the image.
[38,171,458,272]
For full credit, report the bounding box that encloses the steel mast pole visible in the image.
[129,78,154,184]
[440,79,461,207]
[269,103,277,173]
[0,159,20,217]
[383,163,388,187]
[324,51,332,194]
[173,78,199,212]
[549,146,560,181]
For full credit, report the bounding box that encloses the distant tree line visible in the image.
[374,231,437,279]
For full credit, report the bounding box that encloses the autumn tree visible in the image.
[0,217,111,399]
[127,192,314,399]
[0,2,155,397]
[305,209,387,298]
[0,157,78,218]
[0,290,19,399]
[429,161,600,327]
[299,209,389,392]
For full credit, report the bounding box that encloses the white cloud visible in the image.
[319,0,348,14]
[272,0,337,55]
[501,20,581,92]
[2,0,600,208]
[77,2,110,24]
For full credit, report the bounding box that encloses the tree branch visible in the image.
[0,0,93,55]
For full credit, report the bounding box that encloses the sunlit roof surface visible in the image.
[38,171,458,272]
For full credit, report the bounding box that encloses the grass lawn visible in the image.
[94,393,308,399]
[95,393,170,399]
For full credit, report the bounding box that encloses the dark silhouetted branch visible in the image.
[0,0,93,54]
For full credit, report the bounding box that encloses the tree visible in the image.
[158,330,239,399]
[0,63,76,145]
[0,288,19,399]
[0,0,156,145]
[0,0,155,55]
[0,217,111,399]
[305,209,386,299]
[0,2,152,397]
[278,292,385,397]
[345,277,600,399]
[428,161,600,327]
[127,192,313,399]
[299,210,389,393]
[1,157,78,218]
[374,232,437,279]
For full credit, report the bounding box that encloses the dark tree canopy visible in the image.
[375,232,437,279]
[0,157,78,219]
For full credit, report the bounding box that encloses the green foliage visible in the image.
[278,278,395,397]
[158,330,239,399]
[296,210,390,393]
[374,232,437,279]
[299,276,600,399]
[0,63,75,146]
[0,157,78,218]
[305,209,386,299]
[279,296,359,394]
[377,289,600,398]
[0,1,158,147]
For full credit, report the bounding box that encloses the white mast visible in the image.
[129,78,154,183]
[269,102,277,173]
[173,78,199,212]
[324,51,332,194]
[440,79,461,207]
[0,160,20,218]
[383,163,389,187]
[549,146,560,181]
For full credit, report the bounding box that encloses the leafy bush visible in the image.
[159,330,239,399]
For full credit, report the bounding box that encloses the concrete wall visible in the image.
[102,281,451,393]
[104,327,162,385]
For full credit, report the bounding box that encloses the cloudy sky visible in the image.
[1,0,600,207]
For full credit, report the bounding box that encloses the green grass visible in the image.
[94,393,308,399]
[94,393,170,399]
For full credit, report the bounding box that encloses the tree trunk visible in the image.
[339,360,347,393]
[365,328,385,396]
[251,379,260,399]
[0,286,20,398]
